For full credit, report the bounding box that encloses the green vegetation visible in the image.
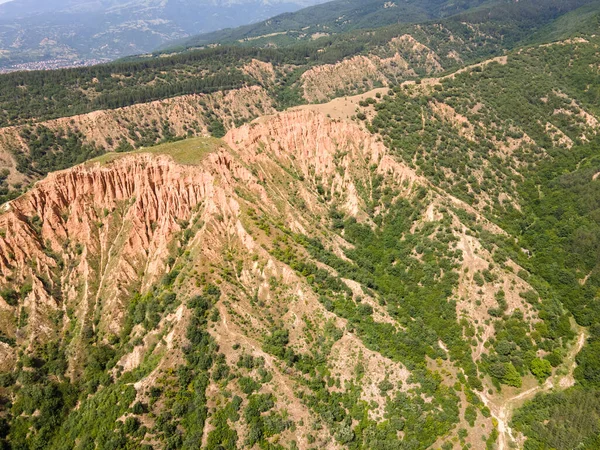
[168,0,488,50]
[1,0,595,130]
[264,194,477,447]
[512,389,600,449]
[530,358,552,383]
[0,282,224,449]
[1,2,600,448]
[369,27,600,446]
[0,0,596,209]
[0,48,252,127]
[527,0,600,44]
[14,125,105,176]
[206,396,240,449]
[171,0,595,52]
[87,136,222,167]
[0,168,20,206]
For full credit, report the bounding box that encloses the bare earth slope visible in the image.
[0,102,577,448]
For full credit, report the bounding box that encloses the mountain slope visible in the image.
[0,103,557,449]
[1,32,599,442]
[525,0,600,44]
[165,0,596,51]
[0,5,599,450]
[0,24,512,203]
[164,0,489,50]
[368,34,600,448]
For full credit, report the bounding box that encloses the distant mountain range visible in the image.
[164,0,597,51]
[0,0,325,69]
[161,0,491,51]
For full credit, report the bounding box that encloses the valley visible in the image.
[0,0,327,70]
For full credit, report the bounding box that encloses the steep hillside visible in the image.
[0,27,503,205]
[6,0,599,129]
[367,34,600,448]
[525,0,600,44]
[2,53,598,445]
[0,103,565,449]
[0,5,599,450]
[298,35,443,103]
[0,25,503,130]
[163,0,488,49]
[0,85,275,195]
[372,37,600,218]
[6,0,590,195]
[1,0,595,131]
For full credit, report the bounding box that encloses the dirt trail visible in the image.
[290,87,388,121]
[478,327,587,449]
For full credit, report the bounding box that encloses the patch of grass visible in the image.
[87,137,223,167]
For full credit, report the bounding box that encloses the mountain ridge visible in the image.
[0,106,508,447]
[162,0,597,52]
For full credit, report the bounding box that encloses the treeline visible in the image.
[172,0,595,51]
[512,388,600,449]
[0,47,263,127]
[2,0,595,129]
[0,23,490,128]
[91,70,250,110]
[0,42,372,126]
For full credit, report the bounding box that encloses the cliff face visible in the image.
[299,34,444,102]
[0,33,448,191]
[226,109,422,218]
[0,86,275,188]
[0,108,545,448]
[0,108,415,352]
[0,153,222,370]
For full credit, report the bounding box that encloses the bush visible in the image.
[530,358,552,383]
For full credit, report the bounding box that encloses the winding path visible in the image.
[478,328,587,449]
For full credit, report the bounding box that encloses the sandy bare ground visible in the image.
[290,88,389,121]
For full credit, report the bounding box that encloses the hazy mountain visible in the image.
[163,0,490,50]
[0,0,326,69]
[164,0,596,51]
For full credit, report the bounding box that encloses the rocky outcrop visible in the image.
[0,106,548,448]
[0,85,275,187]
[300,34,444,102]
[227,109,422,218]
[0,109,421,367]
[0,147,265,365]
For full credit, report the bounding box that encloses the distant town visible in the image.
[0,58,110,73]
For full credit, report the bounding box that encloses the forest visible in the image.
[0,0,595,129]
[172,0,596,51]
[368,33,600,447]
